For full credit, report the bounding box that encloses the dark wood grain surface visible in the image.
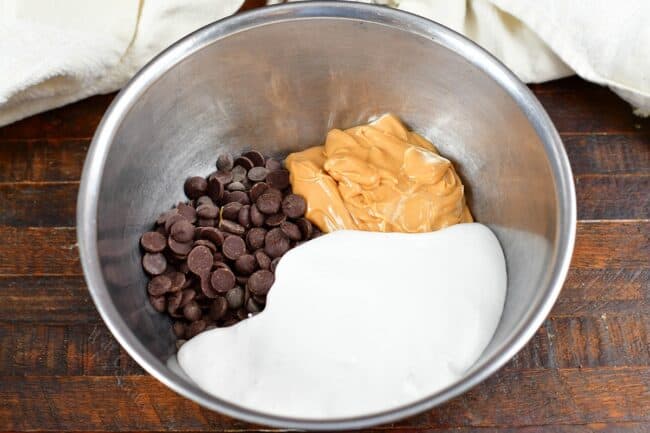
[1,3,649,431]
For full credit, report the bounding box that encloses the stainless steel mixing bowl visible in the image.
[77,2,576,429]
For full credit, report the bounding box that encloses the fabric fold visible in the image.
[1,0,648,126]
[0,0,244,126]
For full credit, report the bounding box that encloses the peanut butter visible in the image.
[285,114,473,233]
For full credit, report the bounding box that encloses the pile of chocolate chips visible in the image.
[139,151,320,347]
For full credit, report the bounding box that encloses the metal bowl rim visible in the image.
[77,2,577,429]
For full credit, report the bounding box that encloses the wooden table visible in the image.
[0,16,648,432]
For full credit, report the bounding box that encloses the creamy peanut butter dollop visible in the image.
[285,114,473,233]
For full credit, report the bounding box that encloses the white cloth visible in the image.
[270,0,650,116]
[1,0,648,127]
[0,0,244,127]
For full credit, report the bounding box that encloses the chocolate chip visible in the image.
[280,221,302,240]
[234,156,254,171]
[265,213,286,227]
[177,203,197,223]
[237,308,250,320]
[196,204,219,219]
[297,217,313,239]
[140,231,166,253]
[187,320,207,338]
[213,252,225,263]
[264,228,290,258]
[214,261,231,270]
[250,203,265,227]
[236,275,249,286]
[232,165,248,183]
[192,292,206,306]
[227,181,246,192]
[213,170,234,185]
[182,274,195,289]
[170,219,194,243]
[270,187,284,199]
[266,169,290,190]
[222,235,246,260]
[246,298,262,314]
[164,213,185,233]
[225,190,250,205]
[180,290,196,308]
[173,321,186,338]
[249,182,269,202]
[256,190,282,214]
[217,154,234,171]
[142,253,167,275]
[168,237,192,256]
[254,250,271,270]
[253,294,267,305]
[193,239,217,253]
[183,301,202,321]
[225,286,245,309]
[235,254,257,275]
[237,205,251,228]
[219,219,246,236]
[246,227,267,250]
[220,191,232,203]
[209,297,228,320]
[200,274,218,298]
[270,257,281,273]
[211,268,236,294]
[187,246,213,276]
[247,270,275,296]
[221,202,243,220]
[167,291,182,314]
[282,194,307,218]
[178,261,190,274]
[197,195,215,206]
[169,310,184,320]
[148,275,172,296]
[149,295,166,312]
[169,272,186,292]
[243,150,265,167]
[184,176,207,199]
[197,218,215,227]
[247,166,269,182]
[220,314,237,327]
[207,176,225,201]
[265,158,282,170]
[198,227,224,246]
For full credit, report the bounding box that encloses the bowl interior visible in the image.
[82,4,573,427]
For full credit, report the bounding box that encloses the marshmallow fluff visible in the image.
[178,223,506,418]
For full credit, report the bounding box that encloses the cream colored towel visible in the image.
[0,0,244,127]
[1,0,648,127]
[270,0,650,116]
